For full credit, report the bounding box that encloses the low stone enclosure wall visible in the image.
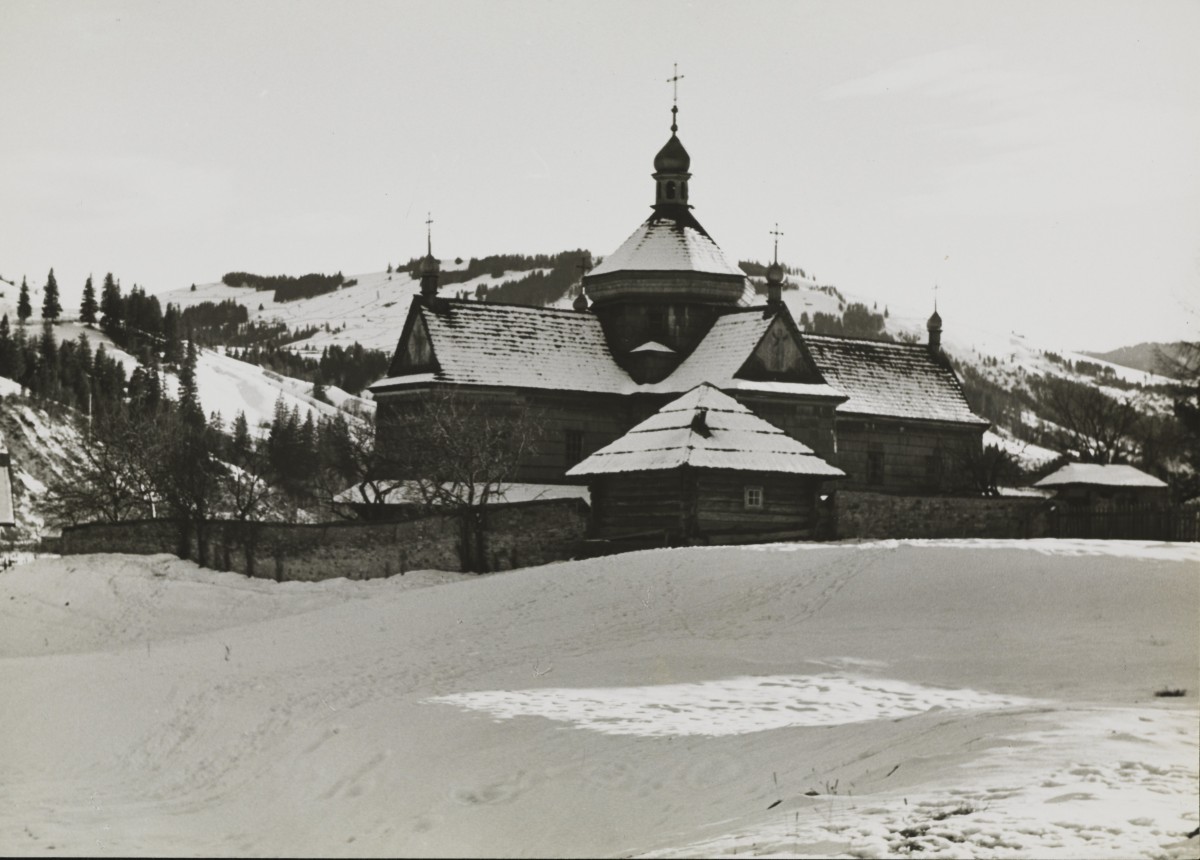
[60,498,590,582]
[60,491,1193,580]
[833,491,1052,540]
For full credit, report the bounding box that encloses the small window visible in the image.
[565,429,584,467]
[925,453,943,486]
[665,180,677,200]
[744,485,763,509]
[867,451,884,485]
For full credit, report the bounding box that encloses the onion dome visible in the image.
[766,262,785,286]
[927,309,942,332]
[573,291,589,312]
[654,133,691,174]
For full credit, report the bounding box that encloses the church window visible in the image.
[565,429,584,467]
[744,485,763,510]
[867,451,884,485]
[665,180,676,200]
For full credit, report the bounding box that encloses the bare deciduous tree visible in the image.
[378,388,542,572]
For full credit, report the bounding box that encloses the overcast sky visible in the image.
[2,0,1197,351]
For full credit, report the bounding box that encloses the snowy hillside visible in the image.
[0,394,86,540]
[1,541,1196,856]
[156,261,554,355]
[47,323,372,433]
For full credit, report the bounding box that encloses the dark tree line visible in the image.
[221,271,345,303]
[227,342,390,396]
[799,302,891,341]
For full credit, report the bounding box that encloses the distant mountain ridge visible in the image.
[1081,342,1190,378]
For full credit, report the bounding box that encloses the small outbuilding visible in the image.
[0,431,14,527]
[566,383,844,544]
[1034,463,1169,508]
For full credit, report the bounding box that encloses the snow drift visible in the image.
[1,540,1196,857]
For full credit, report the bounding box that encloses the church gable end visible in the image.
[736,315,823,384]
[388,304,437,376]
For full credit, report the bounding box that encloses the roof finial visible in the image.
[425,212,434,257]
[933,282,939,312]
[770,223,784,266]
[666,63,684,133]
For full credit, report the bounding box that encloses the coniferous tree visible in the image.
[17,277,32,323]
[80,274,99,326]
[178,338,204,427]
[42,268,62,322]
[0,314,14,379]
[100,273,123,336]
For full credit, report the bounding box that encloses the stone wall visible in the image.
[833,490,1051,540]
[60,498,589,581]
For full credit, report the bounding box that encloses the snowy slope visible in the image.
[48,323,372,433]
[0,397,87,540]
[0,541,1196,857]
[155,261,552,354]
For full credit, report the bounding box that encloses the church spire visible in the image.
[766,223,785,310]
[653,64,691,210]
[419,212,440,300]
[927,284,943,355]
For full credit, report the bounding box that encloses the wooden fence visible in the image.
[1049,505,1200,542]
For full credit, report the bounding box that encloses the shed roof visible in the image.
[1034,463,1168,489]
[803,334,987,425]
[566,384,844,478]
[588,212,745,278]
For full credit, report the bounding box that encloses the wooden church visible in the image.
[369,99,988,537]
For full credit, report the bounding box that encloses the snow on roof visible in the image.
[645,311,842,399]
[375,301,632,394]
[567,384,844,478]
[803,334,987,425]
[589,213,744,278]
[1034,463,1168,489]
[631,341,676,354]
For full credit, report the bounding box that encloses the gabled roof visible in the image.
[371,299,631,394]
[803,334,988,426]
[1034,463,1168,489]
[566,384,845,478]
[645,310,842,399]
[588,212,745,278]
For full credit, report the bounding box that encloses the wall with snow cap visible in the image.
[834,491,1051,540]
[60,498,589,578]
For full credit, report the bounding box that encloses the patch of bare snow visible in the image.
[428,674,1041,737]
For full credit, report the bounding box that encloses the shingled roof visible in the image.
[644,310,843,400]
[371,300,631,394]
[566,384,845,477]
[803,334,987,426]
[588,212,745,278]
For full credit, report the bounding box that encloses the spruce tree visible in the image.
[17,277,32,323]
[42,268,62,322]
[80,274,99,326]
[178,338,204,427]
[100,273,122,336]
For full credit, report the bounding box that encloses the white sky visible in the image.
[1,0,1197,351]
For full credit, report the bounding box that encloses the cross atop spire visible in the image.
[770,223,784,265]
[666,63,684,133]
[933,282,939,312]
[425,212,434,257]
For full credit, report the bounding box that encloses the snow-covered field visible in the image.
[1,540,1196,858]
